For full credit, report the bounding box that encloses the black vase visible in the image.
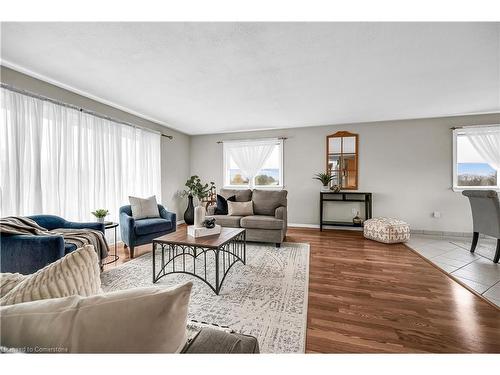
[184,195,194,225]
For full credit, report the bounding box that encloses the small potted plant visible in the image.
[91,209,109,223]
[313,172,334,192]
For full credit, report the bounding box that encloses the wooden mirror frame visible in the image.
[326,131,359,190]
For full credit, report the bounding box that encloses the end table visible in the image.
[103,222,119,265]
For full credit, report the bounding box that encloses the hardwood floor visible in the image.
[103,226,500,353]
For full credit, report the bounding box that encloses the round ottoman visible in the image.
[363,217,410,244]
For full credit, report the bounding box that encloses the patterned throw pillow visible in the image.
[0,245,102,306]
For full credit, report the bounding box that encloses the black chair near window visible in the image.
[462,190,500,263]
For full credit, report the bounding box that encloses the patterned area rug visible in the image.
[101,242,310,353]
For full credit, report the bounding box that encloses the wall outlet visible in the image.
[433,211,441,218]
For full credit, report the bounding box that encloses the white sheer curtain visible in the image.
[226,139,276,188]
[463,126,500,170]
[0,87,161,226]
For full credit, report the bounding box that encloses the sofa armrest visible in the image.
[159,206,177,225]
[0,234,65,274]
[275,206,288,239]
[64,221,105,233]
[119,212,136,246]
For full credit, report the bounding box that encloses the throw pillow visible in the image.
[214,194,236,215]
[227,201,254,216]
[0,282,193,353]
[0,245,101,306]
[129,195,160,219]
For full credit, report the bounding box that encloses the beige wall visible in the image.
[190,113,500,233]
[1,66,190,219]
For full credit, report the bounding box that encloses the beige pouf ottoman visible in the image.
[363,217,410,244]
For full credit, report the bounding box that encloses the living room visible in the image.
[1,1,499,374]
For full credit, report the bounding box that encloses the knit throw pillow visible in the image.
[0,245,102,306]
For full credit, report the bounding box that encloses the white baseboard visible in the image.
[288,223,363,231]
[176,220,185,225]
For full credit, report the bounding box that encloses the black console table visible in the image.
[320,192,372,231]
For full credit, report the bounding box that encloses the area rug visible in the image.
[101,242,310,353]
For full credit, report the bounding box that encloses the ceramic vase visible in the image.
[194,204,206,228]
[184,195,195,225]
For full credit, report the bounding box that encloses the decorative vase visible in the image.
[353,211,363,226]
[330,185,341,193]
[97,217,104,223]
[184,195,195,225]
[321,185,330,192]
[194,204,206,228]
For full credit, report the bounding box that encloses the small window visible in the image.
[223,138,283,189]
[452,125,500,191]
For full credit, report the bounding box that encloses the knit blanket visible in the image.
[0,217,108,260]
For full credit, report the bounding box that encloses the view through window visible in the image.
[224,139,283,188]
[453,127,500,189]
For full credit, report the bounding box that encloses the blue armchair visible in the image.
[119,204,176,258]
[0,215,105,275]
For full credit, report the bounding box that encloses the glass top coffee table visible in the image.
[152,227,246,295]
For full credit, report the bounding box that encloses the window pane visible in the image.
[255,144,281,186]
[457,134,497,187]
[229,169,249,185]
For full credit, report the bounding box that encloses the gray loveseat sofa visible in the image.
[207,188,288,247]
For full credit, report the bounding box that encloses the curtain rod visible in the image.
[216,137,287,144]
[0,83,174,140]
[451,124,500,130]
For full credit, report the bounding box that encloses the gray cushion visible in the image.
[207,215,242,228]
[240,215,284,230]
[182,328,259,354]
[251,190,287,216]
[219,189,252,202]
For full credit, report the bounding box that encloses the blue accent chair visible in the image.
[0,215,105,275]
[119,204,176,258]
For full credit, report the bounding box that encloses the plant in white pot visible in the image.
[91,209,109,223]
[313,172,334,192]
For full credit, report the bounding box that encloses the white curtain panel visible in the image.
[0,88,162,230]
[227,139,276,188]
[463,126,500,170]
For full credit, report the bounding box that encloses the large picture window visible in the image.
[452,125,500,191]
[223,138,283,189]
[0,87,162,224]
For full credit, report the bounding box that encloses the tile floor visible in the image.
[406,234,500,308]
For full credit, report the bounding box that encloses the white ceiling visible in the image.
[1,22,499,135]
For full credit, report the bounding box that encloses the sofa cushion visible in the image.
[64,242,77,254]
[0,245,101,306]
[0,282,192,353]
[219,189,252,202]
[252,189,288,216]
[134,218,173,236]
[240,215,284,230]
[207,215,242,228]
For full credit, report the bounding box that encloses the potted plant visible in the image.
[313,172,334,192]
[181,176,215,225]
[91,209,109,223]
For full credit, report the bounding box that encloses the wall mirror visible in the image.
[326,131,358,190]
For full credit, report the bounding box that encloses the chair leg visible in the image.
[470,232,479,253]
[494,239,500,264]
[129,246,135,259]
[276,243,281,248]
